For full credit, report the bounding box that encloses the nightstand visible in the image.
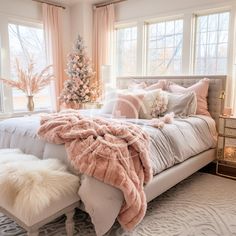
[217,116,236,179]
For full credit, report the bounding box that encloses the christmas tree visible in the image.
[60,35,97,105]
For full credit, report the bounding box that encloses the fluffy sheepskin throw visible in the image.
[0,149,80,223]
[38,111,152,230]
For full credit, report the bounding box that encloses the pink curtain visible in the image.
[93,4,115,96]
[42,3,64,111]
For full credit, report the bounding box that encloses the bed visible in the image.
[0,75,226,235]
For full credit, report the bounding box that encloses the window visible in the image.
[115,26,137,76]
[8,23,52,111]
[0,40,2,113]
[146,19,184,75]
[194,12,230,75]
[0,83,2,112]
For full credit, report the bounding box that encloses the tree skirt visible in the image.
[0,172,236,236]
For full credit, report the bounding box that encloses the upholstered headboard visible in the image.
[117,75,226,128]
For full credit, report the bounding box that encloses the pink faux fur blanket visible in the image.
[37,112,152,230]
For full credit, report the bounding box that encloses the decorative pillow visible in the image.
[168,78,210,116]
[112,93,144,119]
[101,88,129,114]
[139,89,168,119]
[128,81,147,90]
[145,80,167,91]
[162,91,197,117]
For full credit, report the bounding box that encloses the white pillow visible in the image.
[139,89,168,119]
[162,91,197,116]
[101,88,128,114]
[101,88,143,114]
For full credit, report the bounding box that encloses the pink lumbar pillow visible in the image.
[112,93,144,119]
[145,80,167,91]
[168,78,210,116]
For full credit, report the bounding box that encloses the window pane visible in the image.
[219,12,230,30]
[194,12,230,75]
[116,26,137,76]
[0,41,2,112]
[0,84,2,113]
[8,23,52,111]
[147,19,183,75]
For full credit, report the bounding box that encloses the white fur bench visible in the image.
[0,195,80,236]
[0,149,80,236]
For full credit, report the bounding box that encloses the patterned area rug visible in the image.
[1,172,236,236]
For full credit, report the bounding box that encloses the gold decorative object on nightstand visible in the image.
[217,115,236,179]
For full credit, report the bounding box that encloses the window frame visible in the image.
[145,15,185,75]
[114,22,138,77]
[0,36,3,113]
[113,5,234,78]
[193,9,231,75]
[0,15,52,116]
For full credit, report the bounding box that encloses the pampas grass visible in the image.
[0,59,54,96]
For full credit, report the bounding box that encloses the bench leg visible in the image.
[27,230,39,236]
[66,210,75,236]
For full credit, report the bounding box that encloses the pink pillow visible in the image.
[145,80,167,91]
[168,78,210,116]
[112,93,144,119]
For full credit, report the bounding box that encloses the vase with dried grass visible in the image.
[0,59,54,112]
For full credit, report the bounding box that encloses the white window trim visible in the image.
[114,22,138,77]
[137,20,145,75]
[145,15,185,75]
[193,9,232,75]
[114,3,236,78]
[0,14,13,114]
[0,13,52,115]
[183,13,195,74]
[144,14,184,25]
[0,109,51,120]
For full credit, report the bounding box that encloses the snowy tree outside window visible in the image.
[194,12,230,75]
[147,19,184,75]
[115,26,137,76]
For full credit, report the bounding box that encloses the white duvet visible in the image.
[0,110,217,235]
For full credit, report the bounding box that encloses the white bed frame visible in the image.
[0,75,227,234]
[117,75,226,202]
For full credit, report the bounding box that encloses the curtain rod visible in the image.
[94,0,127,9]
[32,0,66,9]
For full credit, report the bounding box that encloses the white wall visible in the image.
[115,0,235,22]
[0,0,71,68]
[68,0,236,58]
[70,1,93,57]
[0,0,42,20]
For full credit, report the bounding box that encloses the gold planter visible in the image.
[64,102,85,110]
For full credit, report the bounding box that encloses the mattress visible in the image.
[0,110,217,235]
